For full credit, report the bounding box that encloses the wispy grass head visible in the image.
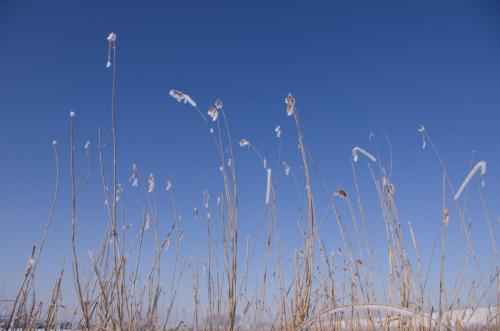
[169,89,197,107]
[208,107,219,121]
[285,92,295,116]
[239,138,250,148]
[148,173,155,193]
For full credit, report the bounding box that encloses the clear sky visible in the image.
[0,0,499,311]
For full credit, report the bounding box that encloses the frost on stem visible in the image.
[352,146,377,163]
[265,168,272,205]
[25,257,34,273]
[443,208,449,226]
[208,107,219,122]
[282,161,291,176]
[106,32,117,68]
[285,93,295,116]
[166,177,172,191]
[418,124,426,150]
[454,160,487,200]
[275,125,282,138]
[84,140,90,153]
[148,173,155,193]
[129,164,138,187]
[69,111,76,117]
[169,89,197,107]
[116,184,123,202]
[203,191,210,209]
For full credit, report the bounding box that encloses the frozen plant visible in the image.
[239,138,250,148]
[275,125,282,138]
[208,107,219,121]
[166,177,172,191]
[215,99,223,110]
[106,32,117,68]
[285,92,295,116]
[129,164,138,187]
[282,161,291,176]
[352,146,377,163]
[169,89,197,107]
[418,124,426,149]
[265,168,272,204]
[454,160,487,200]
[148,173,155,193]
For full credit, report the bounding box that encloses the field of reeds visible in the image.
[1,33,498,331]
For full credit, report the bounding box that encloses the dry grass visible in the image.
[2,36,499,331]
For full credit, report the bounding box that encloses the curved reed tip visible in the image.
[169,89,197,107]
[107,32,117,43]
[417,124,425,133]
[352,146,376,163]
[52,139,58,146]
[285,92,295,116]
[239,138,250,148]
[454,160,487,200]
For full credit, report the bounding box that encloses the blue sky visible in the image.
[1,0,499,310]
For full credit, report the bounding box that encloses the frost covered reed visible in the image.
[106,32,116,68]
[265,168,272,204]
[208,106,219,121]
[239,138,250,148]
[169,89,197,107]
[7,32,498,331]
[352,146,377,163]
[148,173,155,193]
[454,160,487,200]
